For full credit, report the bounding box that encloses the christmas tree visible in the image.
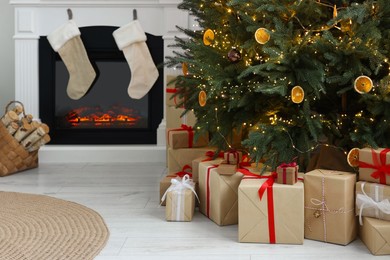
[166,0,390,170]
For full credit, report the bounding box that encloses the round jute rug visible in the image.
[0,191,109,260]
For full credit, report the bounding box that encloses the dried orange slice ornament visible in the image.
[291,86,305,104]
[203,29,215,46]
[198,90,207,107]
[347,147,360,167]
[182,62,189,76]
[255,28,270,44]
[354,76,373,94]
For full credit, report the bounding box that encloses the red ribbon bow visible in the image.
[359,148,390,184]
[238,169,277,243]
[174,164,193,178]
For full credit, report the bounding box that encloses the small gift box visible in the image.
[359,148,390,185]
[356,181,390,223]
[159,165,192,206]
[198,160,243,226]
[223,150,242,165]
[216,162,238,176]
[276,162,298,185]
[238,171,304,244]
[304,169,357,245]
[161,174,198,222]
[167,124,209,149]
[360,217,390,255]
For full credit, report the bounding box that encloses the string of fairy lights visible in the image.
[177,0,389,160]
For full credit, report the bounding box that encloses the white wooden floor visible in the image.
[0,162,385,259]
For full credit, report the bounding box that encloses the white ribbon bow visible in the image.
[357,182,390,225]
[160,174,199,204]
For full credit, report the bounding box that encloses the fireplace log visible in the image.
[6,122,20,135]
[1,111,19,127]
[27,134,51,152]
[21,123,50,149]
[14,122,33,142]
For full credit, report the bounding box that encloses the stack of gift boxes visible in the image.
[160,134,390,255]
[356,148,390,255]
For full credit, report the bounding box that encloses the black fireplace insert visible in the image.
[39,26,163,144]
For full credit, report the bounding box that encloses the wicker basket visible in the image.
[0,101,39,177]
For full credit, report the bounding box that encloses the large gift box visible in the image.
[163,175,197,222]
[304,169,357,245]
[238,173,304,244]
[360,217,390,255]
[359,148,390,185]
[166,106,196,129]
[167,125,209,149]
[198,161,243,226]
[192,152,224,183]
[356,181,390,222]
[167,147,213,175]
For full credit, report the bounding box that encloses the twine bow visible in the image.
[357,182,390,225]
[359,148,390,184]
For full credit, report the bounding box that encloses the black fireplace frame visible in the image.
[39,26,163,145]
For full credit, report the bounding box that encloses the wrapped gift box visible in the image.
[360,217,390,255]
[167,147,213,175]
[166,107,196,129]
[217,162,238,176]
[160,175,180,206]
[359,148,390,185]
[223,150,242,165]
[238,175,304,244]
[356,181,390,222]
[164,175,196,222]
[167,125,209,149]
[304,169,357,245]
[192,152,223,183]
[198,161,243,226]
[276,163,298,185]
[166,75,184,107]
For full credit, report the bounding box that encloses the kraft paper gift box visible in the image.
[304,169,357,245]
[238,175,304,244]
[276,162,298,185]
[166,75,184,107]
[167,147,213,175]
[359,148,390,185]
[160,175,180,206]
[223,150,243,165]
[163,175,197,222]
[359,217,390,255]
[198,161,243,226]
[356,181,390,222]
[192,152,223,183]
[167,125,209,149]
[166,107,196,129]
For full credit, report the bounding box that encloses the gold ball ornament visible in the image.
[291,86,305,104]
[354,75,373,94]
[203,29,215,46]
[198,90,207,107]
[255,28,270,44]
[347,147,360,167]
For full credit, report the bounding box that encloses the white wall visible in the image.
[0,2,14,110]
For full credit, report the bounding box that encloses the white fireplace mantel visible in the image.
[10,0,193,163]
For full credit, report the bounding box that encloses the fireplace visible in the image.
[39,26,163,144]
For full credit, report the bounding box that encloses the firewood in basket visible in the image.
[6,122,20,135]
[27,134,51,152]
[21,123,50,149]
[12,105,24,115]
[0,111,19,127]
[14,122,33,142]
